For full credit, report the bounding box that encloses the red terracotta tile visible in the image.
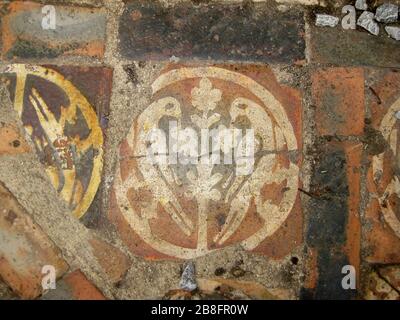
[63,270,105,300]
[89,238,130,283]
[0,123,31,156]
[0,182,68,299]
[312,68,365,136]
[110,64,303,260]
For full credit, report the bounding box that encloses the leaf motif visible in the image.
[191,78,222,113]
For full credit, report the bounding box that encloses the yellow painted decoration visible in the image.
[4,64,103,219]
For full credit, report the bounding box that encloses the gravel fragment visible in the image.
[357,11,380,36]
[315,14,339,27]
[179,261,197,292]
[355,0,368,10]
[375,3,399,23]
[386,26,400,40]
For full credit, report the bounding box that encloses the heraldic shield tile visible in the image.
[110,64,303,260]
[365,69,400,264]
[0,64,112,219]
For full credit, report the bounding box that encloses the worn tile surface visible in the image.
[312,68,365,136]
[0,123,31,156]
[119,1,305,63]
[110,64,303,260]
[309,24,400,68]
[42,270,106,300]
[0,1,107,60]
[0,182,68,299]
[365,69,400,264]
[88,238,130,283]
[0,65,112,219]
[0,0,400,301]
[302,140,362,299]
[364,271,400,300]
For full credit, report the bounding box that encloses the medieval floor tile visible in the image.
[0,1,107,60]
[302,141,362,299]
[364,271,400,300]
[0,83,31,156]
[379,265,400,292]
[0,64,112,220]
[42,270,106,300]
[88,238,131,284]
[0,181,68,299]
[109,63,303,261]
[0,0,399,301]
[119,1,305,63]
[312,67,365,137]
[0,123,31,156]
[364,69,400,264]
[62,270,106,300]
[308,15,400,68]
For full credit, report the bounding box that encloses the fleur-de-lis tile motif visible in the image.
[191,78,222,129]
[112,66,301,260]
[191,77,222,113]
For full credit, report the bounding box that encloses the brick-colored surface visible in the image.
[0,0,400,301]
[89,238,130,283]
[110,64,303,261]
[312,68,365,136]
[63,270,106,300]
[301,68,365,299]
[0,181,68,299]
[0,1,106,60]
[364,70,400,264]
[0,123,31,156]
[44,270,106,300]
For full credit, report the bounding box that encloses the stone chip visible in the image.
[375,3,399,23]
[357,11,380,36]
[179,261,197,292]
[385,26,400,41]
[355,0,368,10]
[315,14,339,27]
